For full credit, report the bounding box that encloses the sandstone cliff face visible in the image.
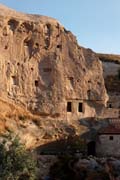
[0,4,107,122]
[98,54,120,119]
[0,5,110,148]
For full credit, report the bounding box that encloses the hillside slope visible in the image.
[0,4,108,147]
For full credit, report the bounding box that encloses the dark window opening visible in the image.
[68,77,74,85]
[78,102,83,112]
[67,102,72,112]
[5,45,8,49]
[11,76,18,86]
[108,104,112,108]
[57,45,62,49]
[35,80,39,87]
[83,68,86,72]
[31,67,34,71]
[17,62,20,66]
[35,43,39,48]
[109,136,113,140]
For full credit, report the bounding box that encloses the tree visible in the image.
[0,134,37,180]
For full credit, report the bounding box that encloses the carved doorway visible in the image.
[87,141,96,156]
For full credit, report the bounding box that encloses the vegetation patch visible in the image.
[0,134,37,180]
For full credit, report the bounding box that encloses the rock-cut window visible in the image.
[109,136,113,140]
[78,102,83,113]
[67,102,72,112]
[108,104,112,108]
[11,76,18,86]
[35,80,39,87]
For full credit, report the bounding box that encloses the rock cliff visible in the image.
[0,4,108,147]
[97,53,120,119]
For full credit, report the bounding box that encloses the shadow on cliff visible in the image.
[36,117,110,155]
[79,117,110,140]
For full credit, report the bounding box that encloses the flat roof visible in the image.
[99,125,120,135]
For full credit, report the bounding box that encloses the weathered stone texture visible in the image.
[0,4,108,121]
[100,59,120,119]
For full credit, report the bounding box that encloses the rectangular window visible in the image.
[109,136,113,140]
[108,104,112,108]
[11,76,18,86]
[35,80,39,87]
[67,102,72,112]
[78,102,83,112]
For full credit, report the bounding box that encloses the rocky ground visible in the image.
[39,155,120,180]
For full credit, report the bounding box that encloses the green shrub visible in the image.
[0,135,37,180]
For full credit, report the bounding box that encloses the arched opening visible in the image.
[87,141,96,156]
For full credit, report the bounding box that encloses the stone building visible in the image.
[96,122,120,157]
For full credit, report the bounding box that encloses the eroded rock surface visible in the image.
[0,4,109,148]
[98,54,120,119]
[0,4,107,119]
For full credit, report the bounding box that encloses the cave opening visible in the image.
[35,80,39,87]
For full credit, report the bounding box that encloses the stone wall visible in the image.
[96,134,120,157]
[100,108,120,119]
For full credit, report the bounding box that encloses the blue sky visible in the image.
[0,0,119,54]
